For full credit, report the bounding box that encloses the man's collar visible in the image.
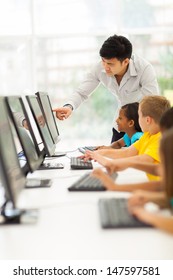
[128,57,137,76]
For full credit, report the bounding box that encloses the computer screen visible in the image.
[35,92,60,144]
[5,96,45,175]
[26,95,56,157]
[0,97,26,208]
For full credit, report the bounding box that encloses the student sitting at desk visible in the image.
[96,102,143,150]
[90,107,173,194]
[92,106,173,183]
[128,128,173,235]
[90,105,173,193]
[85,95,170,182]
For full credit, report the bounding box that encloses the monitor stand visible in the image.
[25,178,52,188]
[46,151,66,157]
[39,162,64,170]
[0,202,38,225]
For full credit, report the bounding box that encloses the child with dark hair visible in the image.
[93,106,173,178]
[96,102,143,150]
[85,96,170,181]
[90,105,173,194]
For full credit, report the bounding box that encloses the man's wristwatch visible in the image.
[63,104,73,111]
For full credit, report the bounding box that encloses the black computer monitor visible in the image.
[26,95,56,157]
[5,96,45,175]
[35,92,66,157]
[0,96,26,208]
[35,92,60,144]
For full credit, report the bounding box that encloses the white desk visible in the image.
[0,150,173,260]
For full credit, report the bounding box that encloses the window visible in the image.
[0,0,173,144]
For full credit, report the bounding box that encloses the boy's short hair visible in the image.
[140,96,171,124]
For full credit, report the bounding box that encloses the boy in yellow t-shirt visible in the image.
[83,96,170,190]
[132,131,161,180]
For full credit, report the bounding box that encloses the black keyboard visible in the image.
[68,172,118,191]
[70,157,93,170]
[99,198,152,228]
[78,146,97,154]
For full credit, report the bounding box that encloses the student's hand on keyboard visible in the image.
[91,168,117,190]
[79,150,108,164]
[95,145,111,150]
[85,152,116,175]
[79,151,121,177]
[128,192,160,225]
[128,206,154,225]
[128,190,148,208]
[128,190,165,210]
[93,148,115,156]
[78,151,93,161]
[91,153,131,173]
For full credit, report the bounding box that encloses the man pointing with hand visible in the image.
[53,34,159,142]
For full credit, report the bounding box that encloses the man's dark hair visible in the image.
[99,34,132,61]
